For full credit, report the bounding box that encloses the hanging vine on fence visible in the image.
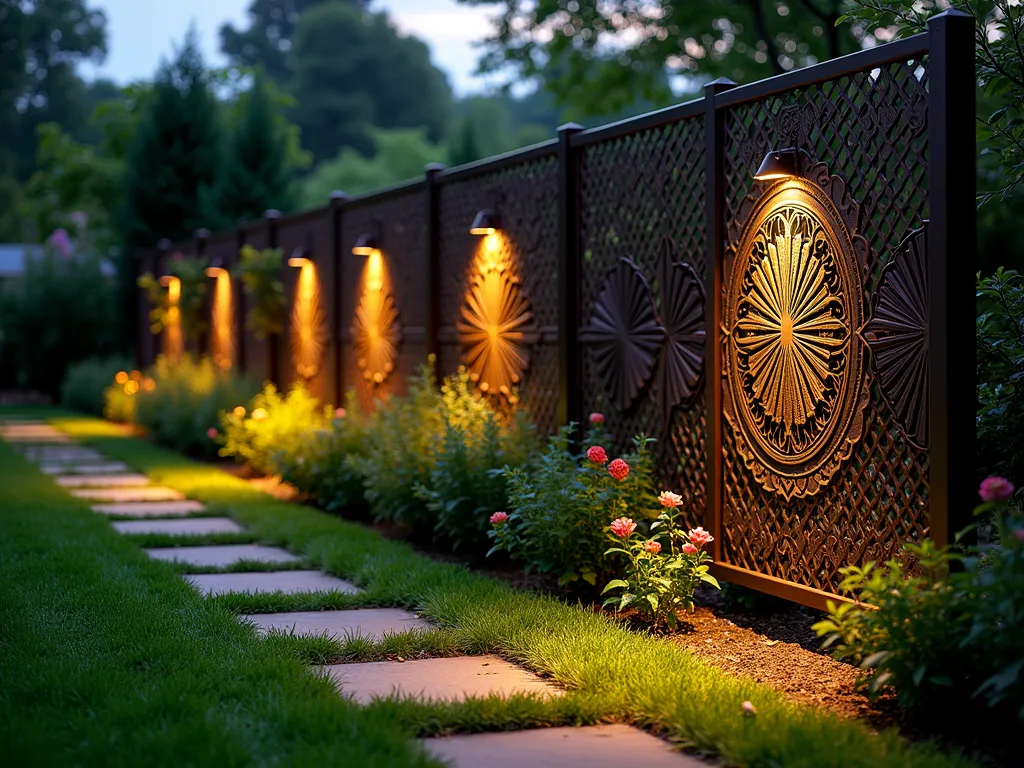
[136,257,208,340]
[235,244,287,340]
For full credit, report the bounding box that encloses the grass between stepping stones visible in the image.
[262,626,467,664]
[171,557,312,575]
[209,589,372,614]
[124,531,259,548]
[0,439,442,767]
[46,414,981,768]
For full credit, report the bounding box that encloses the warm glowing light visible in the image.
[233,406,246,418]
[470,226,496,236]
[353,249,401,387]
[288,256,311,268]
[141,378,155,391]
[210,270,234,371]
[123,380,139,395]
[205,266,227,278]
[114,371,128,385]
[161,276,183,360]
[130,370,142,381]
[290,260,325,380]
[251,407,268,421]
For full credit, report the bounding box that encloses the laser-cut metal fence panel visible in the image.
[718,55,932,594]
[339,186,428,413]
[437,153,560,433]
[578,116,708,529]
[277,209,333,402]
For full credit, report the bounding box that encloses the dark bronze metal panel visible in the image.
[578,115,708,531]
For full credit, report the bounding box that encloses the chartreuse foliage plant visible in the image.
[218,381,331,475]
[813,476,1024,724]
[38,414,980,768]
[489,418,657,593]
[102,367,153,423]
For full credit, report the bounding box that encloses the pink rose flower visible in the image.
[682,543,698,555]
[48,228,71,258]
[489,511,509,526]
[741,701,757,716]
[688,527,714,547]
[207,427,218,439]
[335,407,347,419]
[586,445,608,464]
[610,517,636,538]
[589,412,605,425]
[644,540,662,554]
[608,458,630,481]
[979,476,1015,503]
[659,490,683,508]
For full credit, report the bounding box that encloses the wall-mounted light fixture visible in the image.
[288,246,312,268]
[469,208,502,236]
[205,256,228,278]
[753,147,803,181]
[353,218,382,256]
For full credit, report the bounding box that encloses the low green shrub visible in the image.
[133,355,260,459]
[218,381,332,475]
[102,369,151,423]
[813,476,1024,724]
[271,392,373,514]
[490,422,658,595]
[60,355,134,416]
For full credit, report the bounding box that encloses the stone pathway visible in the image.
[3,419,705,768]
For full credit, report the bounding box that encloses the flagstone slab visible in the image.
[42,462,130,475]
[113,517,244,536]
[92,500,206,517]
[420,725,705,768]
[72,486,184,502]
[56,473,151,488]
[145,544,299,567]
[246,608,427,642]
[185,570,360,596]
[320,655,559,705]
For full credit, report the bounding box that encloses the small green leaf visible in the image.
[602,579,630,594]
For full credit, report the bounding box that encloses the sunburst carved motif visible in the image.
[353,253,402,385]
[581,257,665,411]
[865,226,928,448]
[724,172,868,500]
[290,261,326,380]
[457,239,540,397]
[654,241,706,424]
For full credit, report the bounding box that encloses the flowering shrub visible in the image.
[602,493,719,628]
[103,368,152,423]
[813,476,1024,723]
[489,424,657,592]
[218,381,332,475]
[271,392,374,514]
[133,355,260,459]
[60,355,134,416]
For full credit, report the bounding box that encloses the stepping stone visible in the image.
[42,462,130,475]
[72,486,184,502]
[56,473,151,488]
[92,500,206,517]
[245,608,426,641]
[421,725,705,768]
[145,544,299,567]
[113,517,244,536]
[320,655,559,705]
[185,570,360,596]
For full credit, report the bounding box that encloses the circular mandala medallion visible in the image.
[724,177,868,499]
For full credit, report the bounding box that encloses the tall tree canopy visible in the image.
[290,2,452,162]
[220,0,369,84]
[455,0,875,115]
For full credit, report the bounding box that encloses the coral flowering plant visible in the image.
[601,493,720,628]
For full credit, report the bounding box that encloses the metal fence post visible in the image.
[234,224,248,374]
[928,10,976,546]
[703,78,736,561]
[264,209,281,386]
[330,191,348,406]
[557,122,584,433]
[425,163,446,384]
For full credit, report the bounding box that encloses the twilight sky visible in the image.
[81,0,503,95]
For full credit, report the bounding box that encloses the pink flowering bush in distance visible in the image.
[488,419,657,594]
[602,491,720,628]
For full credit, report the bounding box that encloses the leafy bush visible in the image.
[102,368,154,423]
[0,245,117,395]
[60,355,134,415]
[218,381,332,475]
[490,424,658,594]
[414,368,538,556]
[977,268,1024,481]
[235,244,286,340]
[270,393,373,514]
[813,479,1024,723]
[601,494,719,629]
[133,355,260,458]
